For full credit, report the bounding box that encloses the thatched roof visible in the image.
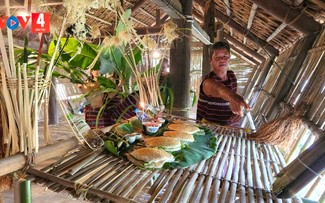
[1,0,324,58]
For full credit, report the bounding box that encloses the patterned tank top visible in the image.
[196,70,237,126]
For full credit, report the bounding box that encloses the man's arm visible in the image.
[202,78,250,116]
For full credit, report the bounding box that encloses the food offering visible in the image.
[126,148,175,169]
[102,117,218,170]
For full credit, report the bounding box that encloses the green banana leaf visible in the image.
[164,127,218,169]
[48,37,100,70]
[110,119,217,169]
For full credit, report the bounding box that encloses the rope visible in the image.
[74,182,93,200]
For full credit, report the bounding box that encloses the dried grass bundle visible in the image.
[248,106,305,151]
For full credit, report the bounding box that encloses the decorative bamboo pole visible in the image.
[0,137,79,177]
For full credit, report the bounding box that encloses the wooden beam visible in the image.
[169,0,192,117]
[225,34,265,63]
[129,0,146,13]
[309,0,325,10]
[202,0,216,78]
[155,8,161,26]
[151,0,183,19]
[214,8,279,56]
[193,0,279,56]
[135,26,162,35]
[231,46,260,66]
[251,0,322,35]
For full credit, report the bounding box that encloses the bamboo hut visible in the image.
[0,0,324,202]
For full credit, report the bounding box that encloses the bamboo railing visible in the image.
[27,117,302,203]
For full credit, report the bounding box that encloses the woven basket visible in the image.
[0,76,50,90]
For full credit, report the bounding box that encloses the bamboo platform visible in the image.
[27,119,302,203]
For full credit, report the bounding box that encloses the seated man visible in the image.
[196,41,250,126]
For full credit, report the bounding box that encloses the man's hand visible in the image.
[229,93,250,117]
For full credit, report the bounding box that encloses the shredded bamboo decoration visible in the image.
[27,117,301,203]
[0,4,67,156]
[248,106,305,151]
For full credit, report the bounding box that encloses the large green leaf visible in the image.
[96,76,117,89]
[48,38,100,70]
[164,127,218,169]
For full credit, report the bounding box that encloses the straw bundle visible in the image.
[248,105,305,151]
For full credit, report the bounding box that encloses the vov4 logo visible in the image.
[0,13,50,33]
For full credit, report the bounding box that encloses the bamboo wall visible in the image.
[249,27,325,132]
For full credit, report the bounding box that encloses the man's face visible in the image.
[210,48,230,73]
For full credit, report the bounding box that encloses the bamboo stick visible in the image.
[218,138,236,203]
[104,165,138,192]
[210,135,233,203]
[264,144,281,174]
[50,149,96,176]
[251,141,264,202]
[168,165,196,202]
[118,170,150,197]
[83,157,121,186]
[177,160,207,202]
[199,135,226,202]
[20,180,32,203]
[148,170,169,194]
[147,169,177,202]
[158,169,184,202]
[246,140,255,203]
[112,168,143,195]
[128,170,158,199]
[239,137,247,203]
[226,136,241,203]
[258,146,271,192]
[188,171,208,203]
[27,168,137,203]
[92,161,132,190]
[68,156,110,185]
[68,148,104,176]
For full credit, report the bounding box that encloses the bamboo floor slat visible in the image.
[28,119,302,203]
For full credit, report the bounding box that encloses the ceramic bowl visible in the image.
[143,122,160,134]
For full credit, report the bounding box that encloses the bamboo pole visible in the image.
[246,140,255,203]
[158,169,184,202]
[251,141,264,202]
[27,168,137,203]
[112,168,142,195]
[210,136,233,203]
[188,163,210,203]
[128,170,158,199]
[201,135,228,202]
[0,137,79,177]
[177,160,207,202]
[239,137,247,203]
[147,169,178,202]
[226,137,242,202]
[219,138,236,203]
